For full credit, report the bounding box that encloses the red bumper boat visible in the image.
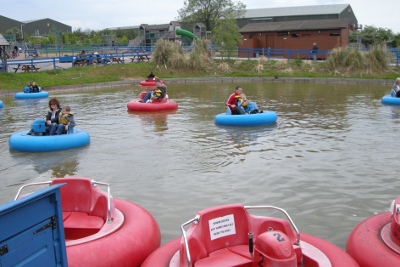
[139,78,165,87]
[142,203,359,267]
[347,196,400,267]
[15,177,161,267]
[127,91,178,112]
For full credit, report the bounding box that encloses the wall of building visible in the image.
[239,28,349,58]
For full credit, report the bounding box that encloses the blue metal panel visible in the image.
[0,184,67,267]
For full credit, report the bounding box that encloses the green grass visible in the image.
[1,58,400,91]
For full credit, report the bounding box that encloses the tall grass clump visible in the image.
[188,39,212,70]
[326,45,390,75]
[364,44,391,73]
[152,39,186,69]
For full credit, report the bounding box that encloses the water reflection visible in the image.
[8,148,82,176]
[128,110,177,133]
[216,124,277,147]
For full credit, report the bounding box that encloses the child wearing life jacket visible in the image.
[49,106,75,135]
[236,93,262,114]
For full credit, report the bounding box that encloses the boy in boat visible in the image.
[392,77,400,97]
[49,105,75,135]
[31,82,40,93]
[147,72,155,79]
[141,79,167,103]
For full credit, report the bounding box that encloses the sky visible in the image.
[2,0,399,34]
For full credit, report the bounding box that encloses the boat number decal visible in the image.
[208,214,236,240]
[273,233,286,242]
[258,253,264,267]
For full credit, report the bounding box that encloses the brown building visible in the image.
[237,4,359,59]
[239,18,353,58]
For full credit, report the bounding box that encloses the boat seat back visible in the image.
[180,204,251,265]
[51,177,109,220]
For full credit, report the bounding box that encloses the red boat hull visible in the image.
[139,79,165,86]
[347,212,400,267]
[127,99,178,112]
[67,198,161,267]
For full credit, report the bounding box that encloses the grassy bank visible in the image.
[1,58,400,91]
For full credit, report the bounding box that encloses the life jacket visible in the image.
[58,112,73,125]
[153,89,163,98]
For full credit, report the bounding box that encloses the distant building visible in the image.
[237,4,360,58]
[0,15,72,40]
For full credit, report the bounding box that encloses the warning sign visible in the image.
[208,214,236,240]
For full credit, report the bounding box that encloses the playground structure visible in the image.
[175,29,198,41]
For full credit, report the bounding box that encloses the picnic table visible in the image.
[130,53,151,62]
[13,64,41,73]
[112,57,123,64]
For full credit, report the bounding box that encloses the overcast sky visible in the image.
[2,0,399,34]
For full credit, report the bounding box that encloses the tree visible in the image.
[212,14,242,58]
[350,25,395,47]
[178,0,246,31]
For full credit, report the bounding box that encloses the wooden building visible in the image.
[239,18,353,58]
[237,4,359,58]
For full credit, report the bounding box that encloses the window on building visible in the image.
[277,32,289,36]
[330,33,340,36]
[291,33,300,37]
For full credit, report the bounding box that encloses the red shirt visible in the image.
[226,92,240,109]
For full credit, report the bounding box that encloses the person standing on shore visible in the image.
[312,42,318,61]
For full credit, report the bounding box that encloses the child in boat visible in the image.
[141,79,167,103]
[49,105,75,135]
[236,93,261,114]
[392,77,400,97]
[147,72,155,79]
[31,82,40,93]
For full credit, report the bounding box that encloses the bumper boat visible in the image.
[142,203,359,267]
[346,196,400,267]
[9,129,90,153]
[15,177,161,267]
[139,78,165,87]
[381,95,400,105]
[127,91,178,112]
[215,111,277,127]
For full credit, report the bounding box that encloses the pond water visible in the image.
[0,81,398,250]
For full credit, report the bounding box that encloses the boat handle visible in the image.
[180,214,200,267]
[92,181,112,223]
[244,205,300,245]
[14,180,112,224]
[14,181,52,200]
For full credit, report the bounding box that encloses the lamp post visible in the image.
[20,24,25,40]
